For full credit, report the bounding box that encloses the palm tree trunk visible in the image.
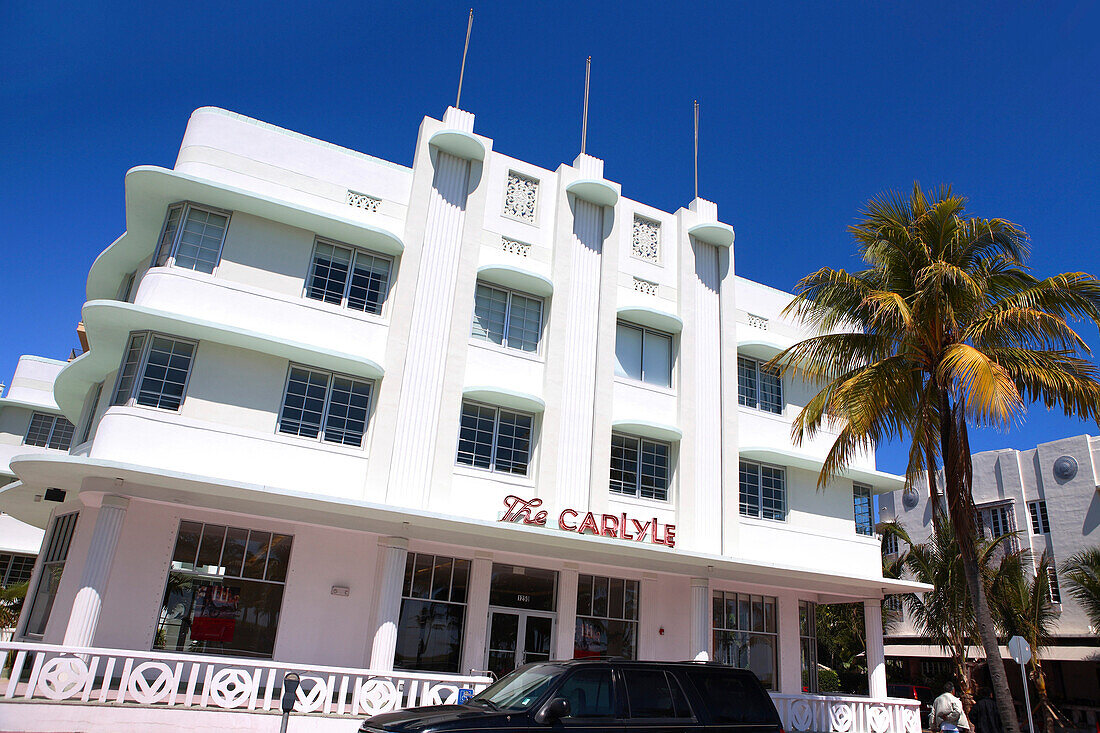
[1030,660,1054,733]
[940,393,1021,733]
[954,653,974,712]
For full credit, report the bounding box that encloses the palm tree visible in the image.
[0,581,27,629]
[775,183,1100,733]
[1060,547,1100,632]
[989,552,1062,733]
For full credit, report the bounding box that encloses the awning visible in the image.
[462,386,545,414]
[476,264,554,297]
[740,446,905,494]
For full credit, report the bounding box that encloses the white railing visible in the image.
[770,693,922,733]
[0,641,491,717]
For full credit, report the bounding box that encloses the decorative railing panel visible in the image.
[770,693,922,733]
[0,641,491,717]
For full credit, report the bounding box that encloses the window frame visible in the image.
[0,552,36,587]
[304,238,394,316]
[455,400,536,477]
[614,321,674,389]
[151,202,232,275]
[1047,563,1062,604]
[737,355,783,414]
[23,511,79,638]
[853,483,874,536]
[23,412,76,451]
[711,589,779,691]
[394,552,471,673]
[574,574,640,660]
[1028,500,1051,534]
[470,281,545,354]
[799,600,819,693]
[276,364,375,449]
[609,432,673,502]
[111,332,198,412]
[77,382,104,445]
[739,460,787,522]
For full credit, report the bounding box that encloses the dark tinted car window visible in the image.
[623,669,692,719]
[557,668,615,718]
[683,669,778,725]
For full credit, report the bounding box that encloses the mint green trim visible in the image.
[53,300,385,424]
[566,179,620,208]
[688,222,735,248]
[429,129,486,161]
[739,446,905,494]
[462,386,546,413]
[616,305,684,334]
[0,396,61,414]
[612,419,683,442]
[476,264,554,297]
[86,166,406,302]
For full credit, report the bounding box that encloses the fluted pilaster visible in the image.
[62,495,128,647]
[864,600,887,698]
[689,577,710,660]
[692,239,723,549]
[369,537,409,670]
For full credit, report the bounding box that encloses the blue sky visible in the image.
[2,1,1098,474]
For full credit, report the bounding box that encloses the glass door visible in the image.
[486,608,556,678]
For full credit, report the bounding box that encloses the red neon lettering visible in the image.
[652,518,666,545]
[632,519,651,541]
[558,508,579,531]
[621,513,633,540]
[501,494,547,524]
[664,525,677,548]
[600,514,619,538]
[577,512,600,535]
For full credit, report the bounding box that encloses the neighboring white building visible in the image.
[0,357,64,588]
[0,106,926,731]
[880,435,1100,705]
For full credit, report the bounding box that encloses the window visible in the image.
[800,601,819,693]
[615,322,672,388]
[24,412,75,451]
[712,590,778,690]
[154,521,292,658]
[976,502,1019,554]
[24,512,78,637]
[78,382,104,445]
[153,203,230,274]
[306,240,392,315]
[117,272,136,302]
[1047,565,1061,604]
[1028,500,1051,534]
[557,668,615,718]
[738,356,782,414]
[682,668,779,725]
[278,366,373,447]
[456,401,533,475]
[575,574,639,660]
[0,552,36,587]
[739,461,786,521]
[471,283,543,353]
[882,532,899,556]
[622,668,692,719]
[854,483,874,536]
[610,434,671,501]
[394,552,470,672]
[111,333,196,411]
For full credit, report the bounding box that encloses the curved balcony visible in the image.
[54,300,385,423]
[462,386,545,413]
[739,445,904,494]
[476,263,554,298]
[616,305,684,334]
[86,166,406,302]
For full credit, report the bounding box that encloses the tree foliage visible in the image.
[1060,547,1100,633]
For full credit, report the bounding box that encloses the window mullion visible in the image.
[638,327,646,382]
[755,361,762,409]
[343,248,356,307]
[502,292,513,349]
[489,407,501,470]
[169,204,188,265]
[132,333,154,406]
[317,372,334,442]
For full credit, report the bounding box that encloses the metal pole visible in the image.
[279,712,290,733]
[693,100,699,200]
[1019,662,1035,733]
[455,9,474,109]
[581,56,591,154]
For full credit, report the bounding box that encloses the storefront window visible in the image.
[488,564,557,611]
[712,590,778,690]
[23,512,78,637]
[799,601,819,693]
[574,574,639,659]
[395,553,470,673]
[154,521,293,658]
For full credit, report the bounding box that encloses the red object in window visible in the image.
[191,616,236,643]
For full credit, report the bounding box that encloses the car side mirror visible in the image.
[535,697,571,725]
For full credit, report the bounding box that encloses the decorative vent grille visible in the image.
[501,237,531,257]
[632,216,660,264]
[747,313,769,330]
[633,277,659,296]
[346,190,381,212]
[504,172,538,222]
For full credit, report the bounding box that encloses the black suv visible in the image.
[360,659,783,733]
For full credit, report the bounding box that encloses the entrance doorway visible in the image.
[484,563,558,678]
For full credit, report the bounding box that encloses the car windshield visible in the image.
[470,664,565,711]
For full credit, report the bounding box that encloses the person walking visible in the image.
[970,689,1003,733]
[930,681,972,733]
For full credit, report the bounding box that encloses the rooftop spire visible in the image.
[455,9,474,110]
[694,100,700,200]
[581,56,591,155]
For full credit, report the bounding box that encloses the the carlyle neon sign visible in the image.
[498,495,677,547]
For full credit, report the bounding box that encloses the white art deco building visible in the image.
[0,106,927,731]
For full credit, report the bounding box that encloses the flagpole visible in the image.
[693,100,699,200]
[455,9,474,109]
[581,56,591,154]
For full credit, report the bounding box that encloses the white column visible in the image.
[62,495,128,647]
[555,566,579,661]
[461,553,493,674]
[691,234,723,552]
[778,593,803,694]
[369,537,409,671]
[689,577,710,660]
[864,599,887,699]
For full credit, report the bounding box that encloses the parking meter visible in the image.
[279,672,300,733]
